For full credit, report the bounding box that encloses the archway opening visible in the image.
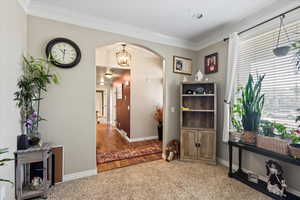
[95,42,166,172]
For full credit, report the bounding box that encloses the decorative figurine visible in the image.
[265,160,287,197]
[195,70,203,81]
[165,140,180,162]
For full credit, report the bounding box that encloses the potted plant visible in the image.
[14,56,59,149]
[288,109,300,158]
[291,40,300,70]
[154,106,163,141]
[0,148,13,184]
[0,148,14,200]
[257,122,290,155]
[259,120,275,136]
[232,74,265,144]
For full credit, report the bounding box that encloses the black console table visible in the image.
[228,141,300,200]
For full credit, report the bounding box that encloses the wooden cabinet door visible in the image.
[198,131,216,161]
[181,129,198,160]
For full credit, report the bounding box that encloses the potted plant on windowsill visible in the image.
[154,106,163,141]
[14,56,59,149]
[256,121,290,155]
[232,74,265,144]
[288,109,300,158]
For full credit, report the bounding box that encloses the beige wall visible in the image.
[131,49,163,139]
[0,0,27,199]
[27,16,197,175]
[196,41,300,192]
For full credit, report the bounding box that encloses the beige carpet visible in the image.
[48,160,271,200]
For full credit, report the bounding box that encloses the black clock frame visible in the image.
[46,38,81,68]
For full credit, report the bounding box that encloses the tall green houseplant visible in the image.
[241,74,265,132]
[232,74,265,143]
[14,56,59,147]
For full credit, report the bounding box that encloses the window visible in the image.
[236,20,300,128]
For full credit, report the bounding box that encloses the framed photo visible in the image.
[116,84,122,99]
[173,56,192,75]
[205,53,218,74]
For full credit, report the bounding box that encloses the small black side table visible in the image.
[228,141,300,200]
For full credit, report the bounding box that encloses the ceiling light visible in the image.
[105,72,113,79]
[116,44,131,67]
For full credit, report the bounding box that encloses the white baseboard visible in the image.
[129,136,159,142]
[63,168,97,182]
[217,157,300,197]
[115,128,159,142]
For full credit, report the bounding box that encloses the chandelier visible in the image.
[116,44,131,67]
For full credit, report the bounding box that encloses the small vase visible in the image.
[157,122,163,141]
[17,134,29,150]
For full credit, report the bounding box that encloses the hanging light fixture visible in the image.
[116,44,131,67]
[104,71,113,79]
[273,15,291,57]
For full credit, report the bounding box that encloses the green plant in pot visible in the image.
[290,108,300,148]
[232,74,265,144]
[14,56,59,149]
[291,40,300,70]
[0,148,14,184]
[260,120,275,137]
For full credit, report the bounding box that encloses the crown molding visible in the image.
[26,2,198,51]
[194,2,300,51]
[23,1,300,51]
[17,0,31,13]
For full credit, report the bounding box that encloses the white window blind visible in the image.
[236,20,300,128]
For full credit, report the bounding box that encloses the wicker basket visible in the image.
[242,131,257,145]
[256,135,289,155]
[289,145,300,159]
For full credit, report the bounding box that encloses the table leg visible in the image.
[238,147,242,173]
[228,143,233,177]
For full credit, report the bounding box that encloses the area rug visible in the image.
[96,140,162,164]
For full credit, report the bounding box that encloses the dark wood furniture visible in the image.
[52,145,63,183]
[228,140,300,200]
[180,82,217,164]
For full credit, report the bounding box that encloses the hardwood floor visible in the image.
[96,124,162,172]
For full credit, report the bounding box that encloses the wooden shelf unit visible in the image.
[180,82,217,164]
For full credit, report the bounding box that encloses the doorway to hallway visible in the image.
[95,43,164,172]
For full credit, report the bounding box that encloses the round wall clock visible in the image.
[46,38,81,68]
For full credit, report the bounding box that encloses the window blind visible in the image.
[236,20,300,128]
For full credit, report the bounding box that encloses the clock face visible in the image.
[46,38,81,68]
[51,42,77,65]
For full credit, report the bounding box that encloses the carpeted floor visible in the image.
[47,160,270,200]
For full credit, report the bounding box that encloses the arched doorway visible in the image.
[95,42,166,172]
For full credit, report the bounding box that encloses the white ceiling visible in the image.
[26,0,299,50]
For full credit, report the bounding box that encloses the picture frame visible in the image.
[173,56,192,75]
[204,53,218,74]
[116,84,122,99]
